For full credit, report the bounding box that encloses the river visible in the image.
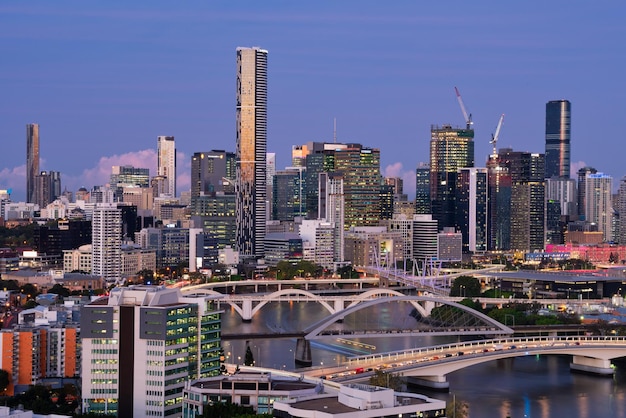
[219,299,626,418]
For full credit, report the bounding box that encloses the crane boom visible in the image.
[490,114,505,156]
[454,86,473,129]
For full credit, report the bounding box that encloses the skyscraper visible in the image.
[486,152,511,251]
[429,124,475,229]
[577,166,597,221]
[414,163,431,215]
[91,204,122,284]
[584,173,613,242]
[545,100,571,179]
[157,135,176,197]
[618,176,626,244]
[236,47,268,259]
[455,167,488,252]
[26,123,40,204]
[190,150,236,198]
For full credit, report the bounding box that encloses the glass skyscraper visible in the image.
[236,47,268,259]
[26,123,39,204]
[545,100,571,179]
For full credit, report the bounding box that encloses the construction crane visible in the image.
[454,86,473,130]
[490,114,505,156]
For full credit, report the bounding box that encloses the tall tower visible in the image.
[429,124,475,229]
[157,136,176,197]
[415,163,431,215]
[26,123,40,203]
[236,46,268,259]
[618,176,626,244]
[545,100,571,179]
[455,167,488,252]
[585,173,613,242]
[91,204,122,284]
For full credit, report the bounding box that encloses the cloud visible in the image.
[570,161,587,176]
[0,165,26,201]
[383,162,415,200]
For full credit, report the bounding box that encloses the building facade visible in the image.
[190,150,236,198]
[236,46,268,259]
[80,286,223,417]
[157,136,177,198]
[26,123,40,204]
[91,204,122,284]
[545,99,571,179]
[429,124,475,230]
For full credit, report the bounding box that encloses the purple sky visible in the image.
[1,1,625,202]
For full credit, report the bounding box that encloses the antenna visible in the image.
[333,117,337,143]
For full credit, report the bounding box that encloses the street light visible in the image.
[460,285,466,298]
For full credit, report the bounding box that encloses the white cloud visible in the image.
[570,160,587,176]
[383,162,415,199]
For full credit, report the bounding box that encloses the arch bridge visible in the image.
[311,336,626,389]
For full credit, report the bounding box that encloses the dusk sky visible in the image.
[1,1,625,202]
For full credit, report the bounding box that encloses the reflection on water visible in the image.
[220,300,626,418]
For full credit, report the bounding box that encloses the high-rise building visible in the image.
[619,176,626,244]
[34,170,61,208]
[456,167,488,252]
[92,204,122,284]
[318,172,345,263]
[585,173,613,242]
[415,163,431,215]
[429,124,475,229]
[236,46,268,259]
[486,153,511,251]
[157,136,176,197]
[545,100,571,179]
[577,166,597,221]
[190,150,236,198]
[273,169,305,221]
[190,194,237,249]
[412,214,438,264]
[333,144,382,229]
[80,286,222,417]
[503,150,545,251]
[546,176,577,218]
[26,123,40,204]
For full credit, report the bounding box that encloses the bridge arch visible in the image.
[303,296,513,340]
[248,288,336,318]
[347,289,429,318]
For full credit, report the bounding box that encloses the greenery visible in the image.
[47,284,71,298]
[447,396,469,418]
[5,383,79,415]
[244,344,255,366]
[0,224,35,248]
[368,369,403,391]
[449,276,481,297]
[136,269,155,285]
[275,260,323,280]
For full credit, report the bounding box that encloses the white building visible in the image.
[546,176,578,217]
[585,173,613,242]
[299,220,335,270]
[157,135,177,197]
[91,204,122,284]
[319,172,345,263]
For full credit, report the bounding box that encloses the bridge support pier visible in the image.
[294,338,312,367]
[406,376,449,391]
[570,356,614,376]
[241,299,253,322]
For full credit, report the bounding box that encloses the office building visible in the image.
[34,170,61,208]
[412,215,438,263]
[273,169,305,221]
[437,228,463,262]
[157,136,176,197]
[26,123,40,204]
[456,167,488,252]
[236,46,268,259]
[110,165,150,189]
[545,100,571,179]
[80,286,223,417]
[415,162,431,214]
[503,150,545,252]
[299,219,335,270]
[190,150,236,198]
[318,172,345,263]
[577,166,597,221]
[486,153,511,251]
[429,124,475,229]
[546,176,577,218]
[91,204,122,284]
[619,176,626,244]
[190,193,237,249]
[585,173,613,242]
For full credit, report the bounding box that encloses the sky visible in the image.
[1,1,625,202]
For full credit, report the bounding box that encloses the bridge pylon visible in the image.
[295,338,312,367]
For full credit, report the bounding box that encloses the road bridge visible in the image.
[303,335,626,389]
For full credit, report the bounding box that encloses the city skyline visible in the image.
[2,2,626,201]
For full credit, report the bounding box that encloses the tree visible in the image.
[0,369,9,394]
[447,395,469,418]
[450,276,481,297]
[137,269,155,285]
[47,283,70,298]
[368,369,403,391]
[244,343,255,366]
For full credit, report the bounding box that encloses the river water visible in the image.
[219,300,626,418]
